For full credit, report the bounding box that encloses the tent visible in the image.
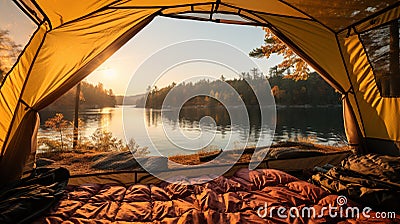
[0,0,399,183]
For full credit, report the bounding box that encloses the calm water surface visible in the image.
[39,106,345,156]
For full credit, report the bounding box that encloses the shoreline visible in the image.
[133,104,342,110]
[37,141,349,175]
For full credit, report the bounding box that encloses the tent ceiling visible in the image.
[14,0,400,33]
[281,0,398,32]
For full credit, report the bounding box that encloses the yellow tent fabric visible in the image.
[1,0,399,182]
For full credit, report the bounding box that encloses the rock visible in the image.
[90,151,168,171]
[91,151,138,170]
[136,156,168,171]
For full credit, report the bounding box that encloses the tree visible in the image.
[127,139,149,157]
[249,27,310,80]
[250,67,261,79]
[45,113,70,150]
[90,128,124,151]
[0,29,22,82]
[44,81,116,111]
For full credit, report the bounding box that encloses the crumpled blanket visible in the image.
[0,168,69,224]
[37,168,399,223]
[311,153,400,213]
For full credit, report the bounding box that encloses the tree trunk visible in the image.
[73,82,81,148]
[60,130,64,150]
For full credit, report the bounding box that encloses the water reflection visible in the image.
[274,107,345,143]
[144,106,344,144]
[39,106,345,156]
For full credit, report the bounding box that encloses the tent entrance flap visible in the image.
[0,7,160,183]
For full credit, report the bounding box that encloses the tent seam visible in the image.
[49,0,140,30]
[352,33,374,135]
[355,27,382,98]
[219,2,314,22]
[251,13,345,93]
[160,14,262,26]
[12,0,41,25]
[0,92,13,114]
[110,2,315,22]
[19,99,36,112]
[30,0,52,30]
[34,10,160,111]
[336,2,400,35]
[276,0,336,33]
[334,34,367,139]
[74,1,216,31]
[159,10,265,26]
[110,2,214,9]
[358,18,399,35]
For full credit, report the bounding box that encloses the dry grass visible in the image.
[168,148,221,165]
[169,154,201,165]
[38,149,109,175]
[169,142,349,165]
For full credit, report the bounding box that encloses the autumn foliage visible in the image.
[249,27,310,80]
[0,29,21,82]
[44,113,70,150]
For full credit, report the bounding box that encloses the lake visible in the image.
[38,106,346,156]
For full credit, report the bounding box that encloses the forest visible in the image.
[136,70,340,109]
[43,82,116,111]
[268,72,340,105]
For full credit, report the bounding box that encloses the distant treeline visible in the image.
[44,82,116,111]
[115,94,145,105]
[269,72,340,105]
[136,71,340,108]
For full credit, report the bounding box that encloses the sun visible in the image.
[102,68,116,79]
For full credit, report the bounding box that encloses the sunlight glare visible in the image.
[103,68,117,79]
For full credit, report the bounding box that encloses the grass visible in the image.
[38,149,101,174]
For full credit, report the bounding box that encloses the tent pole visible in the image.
[73,82,81,149]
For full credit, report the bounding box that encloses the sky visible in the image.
[0,0,282,95]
